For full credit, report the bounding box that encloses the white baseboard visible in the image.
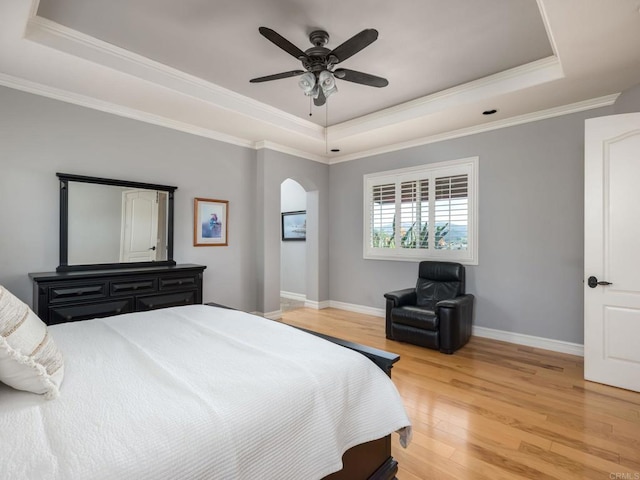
[280,291,307,302]
[329,300,385,318]
[472,325,584,356]
[326,300,584,357]
[263,310,282,320]
[304,299,330,310]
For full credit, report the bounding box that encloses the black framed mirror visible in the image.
[57,173,177,272]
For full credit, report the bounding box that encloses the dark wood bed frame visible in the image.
[290,327,401,480]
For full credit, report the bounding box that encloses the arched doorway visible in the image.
[280,179,306,312]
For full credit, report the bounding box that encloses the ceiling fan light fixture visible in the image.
[319,70,337,98]
[252,27,388,105]
[298,72,316,96]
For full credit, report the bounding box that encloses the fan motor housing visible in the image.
[309,30,329,47]
[304,31,334,72]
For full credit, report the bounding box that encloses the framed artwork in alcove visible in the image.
[281,210,306,241]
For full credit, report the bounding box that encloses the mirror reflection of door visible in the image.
[120,190,159,262]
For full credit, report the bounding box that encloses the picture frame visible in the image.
[194,198,228,246]
[281,210,306,241]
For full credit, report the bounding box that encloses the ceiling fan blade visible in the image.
[259,27,308,60]
[250,70,305,83]
[314,88,326,107]
[333,68,388,87]
[329,29,378,64]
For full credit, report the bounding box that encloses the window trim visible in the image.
[363,156,479,265]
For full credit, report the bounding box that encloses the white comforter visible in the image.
[0,305,411,480]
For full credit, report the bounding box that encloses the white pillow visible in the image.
[0,286,64,399]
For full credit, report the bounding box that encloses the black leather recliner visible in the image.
[384,261,474,354]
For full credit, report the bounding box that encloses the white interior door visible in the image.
[584,113,640,393]
[120,190,159,262]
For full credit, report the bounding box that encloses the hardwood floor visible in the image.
[280,308,640,480]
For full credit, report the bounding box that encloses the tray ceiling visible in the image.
[0,0,639,161]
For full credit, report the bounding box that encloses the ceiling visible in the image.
[0,0,639,162]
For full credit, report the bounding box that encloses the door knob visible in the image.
[588,276,612,288]
[149,246,156,251]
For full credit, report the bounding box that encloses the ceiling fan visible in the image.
[250,27,388,107]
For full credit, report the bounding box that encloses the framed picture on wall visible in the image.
[194,198,228,246]
[281,210,306,241]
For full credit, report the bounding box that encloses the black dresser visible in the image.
[29,264,206,325]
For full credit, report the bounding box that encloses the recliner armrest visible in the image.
[436,294,474,354]
[436,294,474,310]
[384,288,417,308]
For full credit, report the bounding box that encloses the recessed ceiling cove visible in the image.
[36,0,553,125]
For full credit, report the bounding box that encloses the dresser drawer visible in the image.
[110,278,157,296]
[159,275,197,291]
[49,298,134,325]
[30,264,206,325]
[136,291,196,311]
[49,282,108,303]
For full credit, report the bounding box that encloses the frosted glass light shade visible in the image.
[319,70,337,98]
[298,72,317,96]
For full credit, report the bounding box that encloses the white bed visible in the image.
[0,305,411,480]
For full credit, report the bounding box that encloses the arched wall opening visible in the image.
[280,179,307,310]
[255,148,328,318]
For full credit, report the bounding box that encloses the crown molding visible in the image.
[328,56,565,142]
[25,15,324,141]
[255,141,328,164]
[535,0,560,58]
[0,72,255,149]
[329,93,619,164]
[23,14,565,149]
[1,69,617,166]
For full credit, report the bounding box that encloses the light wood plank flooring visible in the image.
[280,307,640,480]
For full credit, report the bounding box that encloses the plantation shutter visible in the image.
[370,183,396,248]
[434,174,469,250]
[400,178,429,249]
[364,157,477,263]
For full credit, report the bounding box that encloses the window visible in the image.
[364,157,478,264]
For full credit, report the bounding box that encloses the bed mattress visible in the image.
[0,305,411,480]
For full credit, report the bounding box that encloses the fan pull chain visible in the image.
[325,101,329,155]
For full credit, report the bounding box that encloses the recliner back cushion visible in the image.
[415,261,465,309]
[415,278,461,309]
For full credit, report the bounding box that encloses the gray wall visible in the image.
[614,83,640,114]
[329,106,621,344]
[280,179,307,296]
[0,86,260,312]
[2,81,638,343]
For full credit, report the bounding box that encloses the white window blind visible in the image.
[434,174,468,251]
[370,183,396,248]
[363,157,478,264]
[399,179,429,249]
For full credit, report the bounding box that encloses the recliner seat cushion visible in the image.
[391,306,438,331]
